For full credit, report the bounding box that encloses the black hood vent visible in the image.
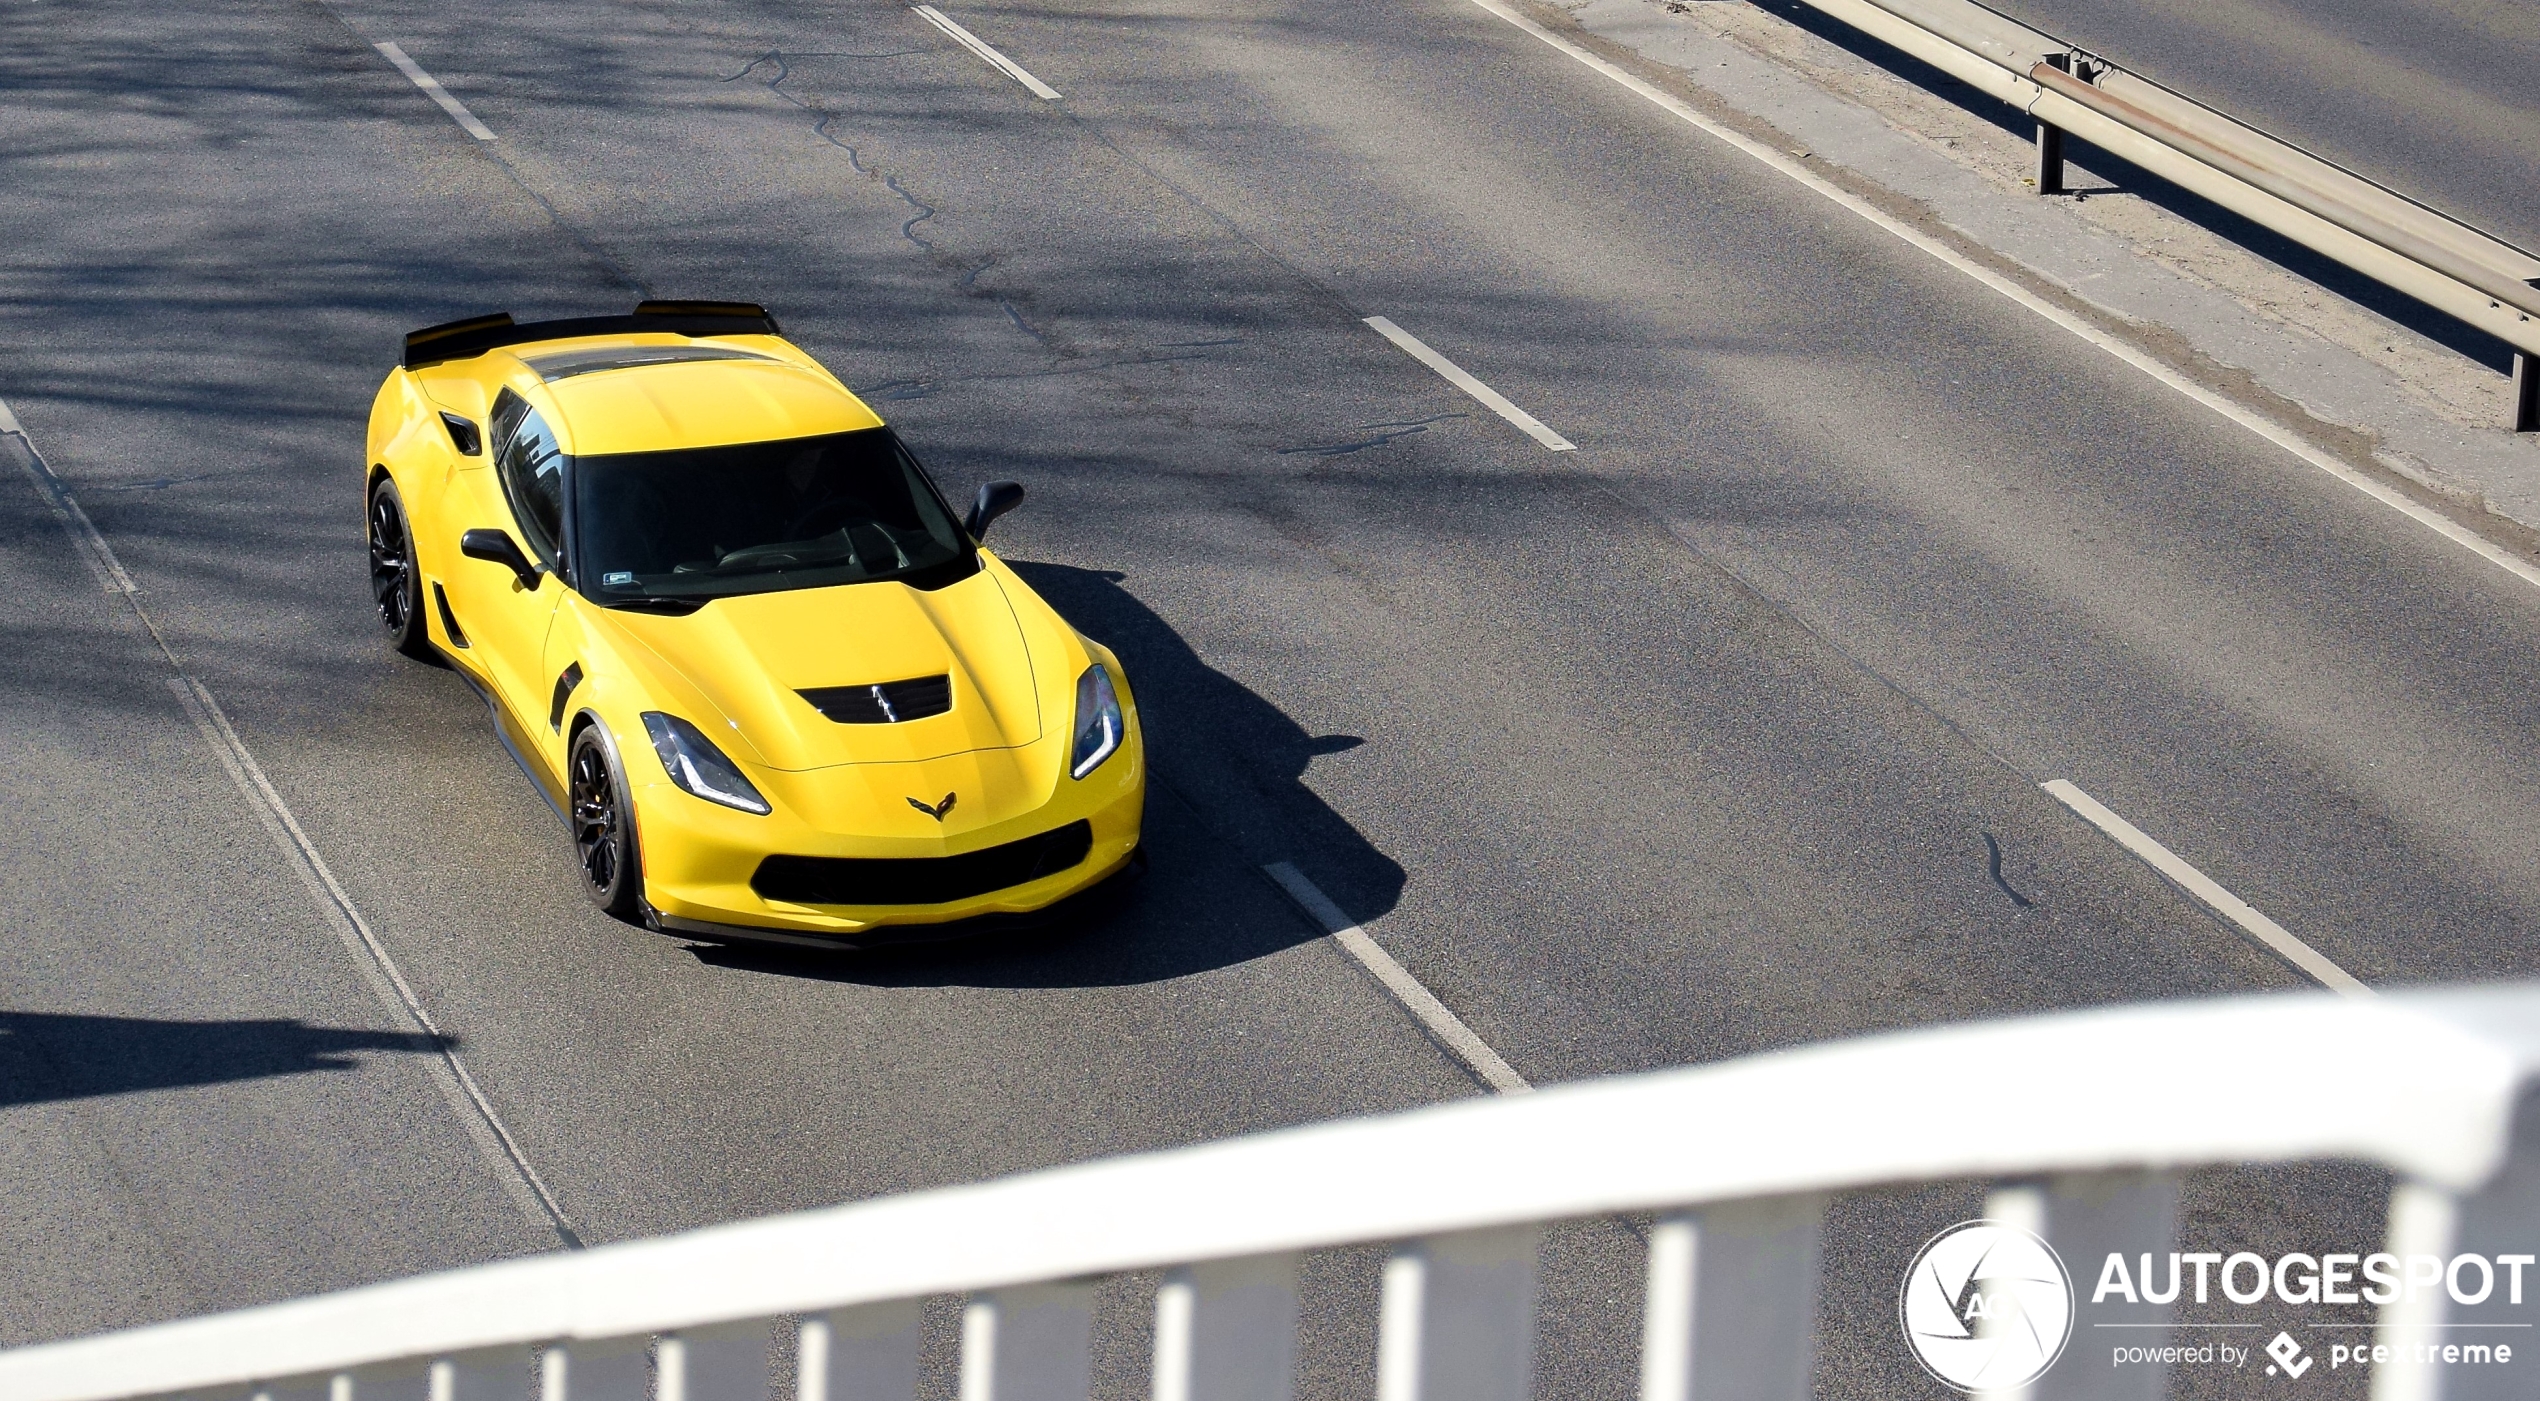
[799,675,952,724]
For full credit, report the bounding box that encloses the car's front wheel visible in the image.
[568,724,644,920]
[366,475,432,660]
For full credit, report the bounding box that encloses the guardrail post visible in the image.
[800,1300,921,1401]
[2392,1087,2540,1401]
[962,1282,1095,1401]
[1153,1253,1298,1401]
[2513,352,2537,434]
[1638,1196,1822,1401]
[549,1337,648,1401]
[438,1346,536,1401]
[2012,1173,2180,1401]
[2034,54,2070,195]
[1377,1226,1538,1401]
[660,1320,770,1401]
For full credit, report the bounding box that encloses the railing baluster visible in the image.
[1152,1254,1297,1401]
[550,1337,648,1401]
[1638,1196,1822,1401]
[438,1346,537,1401]
[2418,1086,2540,1401]
[2015,1173,2179,1401]
[1376,1226,1538,1401]
[962,1282,1095,1401]
[661,1320,770,1401]
[2372,1182,2460,1401]
[798,1301,921,1401]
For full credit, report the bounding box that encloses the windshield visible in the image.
[572,427,975,601]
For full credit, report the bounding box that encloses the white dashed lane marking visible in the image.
[1265,861,1533,1094]
[2043,779,2372,997]
[1362,316,1577,452]
[376,41,498,141]
[912,6,1063,101]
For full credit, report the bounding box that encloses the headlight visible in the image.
[1069,663,1124,779]
[642,712,771,814]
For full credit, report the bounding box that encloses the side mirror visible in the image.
[461,528,542,589]
[964,481,1025,540]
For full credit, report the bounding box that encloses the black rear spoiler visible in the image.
[402,301,782,371]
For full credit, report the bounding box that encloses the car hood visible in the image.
[609,568,1045,772]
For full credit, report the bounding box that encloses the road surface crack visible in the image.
[1983,831,2035,908]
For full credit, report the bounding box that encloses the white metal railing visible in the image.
[3,986,2537,1401]
[1775,0,2540,430]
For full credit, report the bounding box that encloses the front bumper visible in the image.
[652,846,1146,952]
[630,734,1145,940]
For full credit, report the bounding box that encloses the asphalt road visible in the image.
[2,0,2535,1395]
[1966,0,2540,257]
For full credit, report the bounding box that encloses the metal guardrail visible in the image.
[1781,0,2540,432]
[2,986,2538,1401]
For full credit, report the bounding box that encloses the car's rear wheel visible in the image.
[569,724,643,920]
[367,476,432,660]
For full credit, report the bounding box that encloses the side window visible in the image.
[490,388,566,571]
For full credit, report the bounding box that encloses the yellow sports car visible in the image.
[364,301,1144,949]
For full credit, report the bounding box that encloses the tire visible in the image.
[367,476,433,660]
[568,723,645,920]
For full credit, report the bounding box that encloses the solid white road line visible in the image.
[2042,779,2373,998]
[375,41,498,141]
[1445,0,2540,596]
[911,6,1062,101]
[1264,861,1534,1094]
[2,411,135,594]
[168,677,585,1246]
[0,394,580,1247]
[1363,316,1577,451]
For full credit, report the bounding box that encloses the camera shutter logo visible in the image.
[1898,1219,2075,1392]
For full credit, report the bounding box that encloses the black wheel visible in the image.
[569,725,643,920]
[367,476,432,660]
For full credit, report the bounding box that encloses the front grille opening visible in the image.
[753,820,1093,906]
[799,675,952,724]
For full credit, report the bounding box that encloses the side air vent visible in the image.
[439,411,482,456]
[433,583,469,648]
[549,662,583,732]
[799,675,952,724]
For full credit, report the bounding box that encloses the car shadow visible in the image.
[689,561,1405,989]
[0,1010,448,1107]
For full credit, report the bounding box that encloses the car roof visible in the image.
[422,333,886,457]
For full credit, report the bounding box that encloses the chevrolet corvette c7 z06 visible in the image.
[364,300,1143,948]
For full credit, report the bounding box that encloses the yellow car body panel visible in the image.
[542,349,881,457]
[365,310,1143,945]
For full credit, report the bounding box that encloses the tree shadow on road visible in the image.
[0,1010,445,1107]
[691,560,1404,990]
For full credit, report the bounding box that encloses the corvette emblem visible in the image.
[907,791,957,822]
